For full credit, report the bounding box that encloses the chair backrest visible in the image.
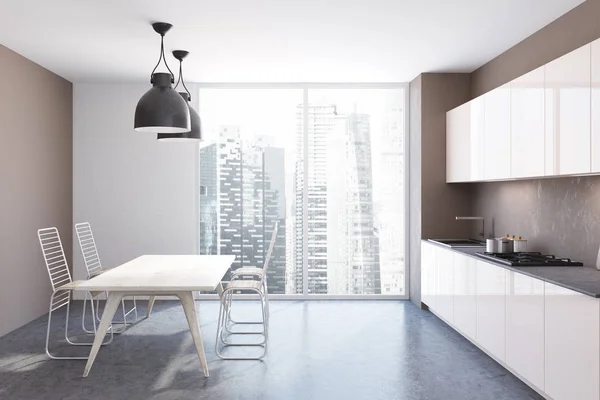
[262,221,279,276]
[38,227,73,293]
[75,222,103,277]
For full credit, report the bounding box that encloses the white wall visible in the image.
[73,84,198,292]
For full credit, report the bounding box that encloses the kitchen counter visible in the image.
[425,239,600,298]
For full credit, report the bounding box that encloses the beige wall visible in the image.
[409,73,472,307]
[0,44,72,337]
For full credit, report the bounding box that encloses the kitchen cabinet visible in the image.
[420,241,436,309]
[446,102,471,182]
[591,38,600,172]
[505,272,544,391]
[545,44,591,175]
[484,84,511,179]
[470,96,485,181]
[476,260,506,362]
[435,246,454,323]
[452,253,477,340]
[511,66,545,178]
[545,282,599,400]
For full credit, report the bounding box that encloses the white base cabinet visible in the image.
[452,253,477,340]
[545,282,600,400]
[506,272,545,391]
[476,260,506,362]
[435,246,454,323]
[422,242,600,400]
[420,241,436,309]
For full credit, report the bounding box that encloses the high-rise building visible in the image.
[292,105,337,294]
[376,94,405,294]
[199,143,218,255]
[199,126,287,293]
[327,113,381,294]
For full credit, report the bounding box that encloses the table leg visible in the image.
[83,292,124,377]
[146,296,156,318]
[177,291,209,378]
[216,282,224,297]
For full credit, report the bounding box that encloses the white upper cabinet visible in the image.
[484,84,511,179]
[545,44,591,175]
[511,66,545,178]
[447,40,598,182]
[591,39,600,172]
[446,103,471,182]
[470,96,485,181]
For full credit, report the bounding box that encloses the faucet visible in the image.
[455,216,486,239]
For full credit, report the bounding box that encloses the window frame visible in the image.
[195,83,409,300]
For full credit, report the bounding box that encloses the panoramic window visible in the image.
[198,86,406,296]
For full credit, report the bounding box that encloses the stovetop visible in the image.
[475,252,584,267]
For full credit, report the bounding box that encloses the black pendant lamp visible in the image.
[157,50,203,142]
[134,23,191,133]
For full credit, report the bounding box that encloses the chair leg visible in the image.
[45,291,112,360]
[91,295,140,334]
[215,288,268,360]
[65,292,113,346]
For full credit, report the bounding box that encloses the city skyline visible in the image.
[197,93,405,295]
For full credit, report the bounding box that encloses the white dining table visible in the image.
[71,254,235,378]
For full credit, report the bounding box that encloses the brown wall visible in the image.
[467,0,600,268]
[409,73,472,307]
[0,44,72,337]
[471,0,600,98]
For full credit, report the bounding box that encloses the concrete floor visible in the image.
[0,300,543,400]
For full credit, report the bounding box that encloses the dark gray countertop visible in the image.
[424,240,600,298]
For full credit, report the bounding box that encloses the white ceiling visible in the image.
[0,0,586,83]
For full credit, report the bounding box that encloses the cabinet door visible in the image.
[506,272,544,391]
[470,96,485,181]
[446,103,471,182]
[545,44,591,175]
[453,253,477,340]
[476,261,506,361]
[591,39,600,172]
[511,66,545,178]
[545,282,599,400]
[421,242,436,309]
[484,84,511,180]
[435,247,454,323]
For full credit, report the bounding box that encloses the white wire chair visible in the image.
[38,227,113,360]
[215,222,278,360]
[75,222,139,334]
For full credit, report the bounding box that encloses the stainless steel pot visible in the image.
[513,238,527,252]
[497,238,514,253]
[486,239,498,253]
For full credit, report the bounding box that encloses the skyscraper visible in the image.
[292,105,337,294]
[327,113,381,294]
[375,94,405,294]
[199,126,287,293]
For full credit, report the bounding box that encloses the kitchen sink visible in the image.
[428,239,485,248]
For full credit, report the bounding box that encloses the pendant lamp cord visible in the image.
[150,34,175,84]
[173,60,192,101]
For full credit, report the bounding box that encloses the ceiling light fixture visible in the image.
[157,50,202,142]
[134,22,190,134]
